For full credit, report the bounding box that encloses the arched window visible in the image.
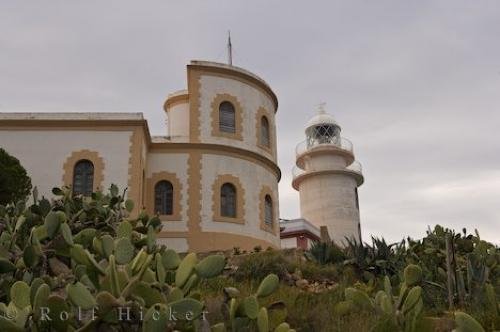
[264,195,273,227]
[155,181,173,215]
[219,101,236,133]
[73,160,94,196]
[355,188,359,210]
[220,183,237,217]
[260,116,270,147]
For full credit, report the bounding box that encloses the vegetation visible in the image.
[0,184,498,331]
[209,227,499,331]
[0,186,290,331]
[0,148,32,205]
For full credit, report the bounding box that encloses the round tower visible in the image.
[292,107,364,245]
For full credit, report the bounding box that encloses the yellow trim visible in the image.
[211,174,245,224]
[145,171,182,221]
[62,150,105,192]
[210,93,244,141]
[157,231,277,252]
[187,62,278,111]
[150,143,281,181]
[259,186,278,235]
[255,107,276,159]
[0,120,152,143]
[127,128,145,216]
[187,67,202,143]
[186,151,202,235]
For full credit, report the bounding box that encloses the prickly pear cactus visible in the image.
[344,266,425,332]
[212,273,292,332]
[0,185,292,331]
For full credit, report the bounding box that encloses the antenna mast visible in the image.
[227,30,233,65]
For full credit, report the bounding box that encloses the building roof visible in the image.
[305,109,339,131]
[0,112,144,121]
[189,60,278,110]
[280,218,321,239]
[190,60,273,91]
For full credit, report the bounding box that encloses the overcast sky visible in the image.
[1,1,499,244]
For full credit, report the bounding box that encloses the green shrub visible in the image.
[232,250,296,282]
[0,148,32,205]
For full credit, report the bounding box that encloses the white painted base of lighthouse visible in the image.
[298,174,360,244]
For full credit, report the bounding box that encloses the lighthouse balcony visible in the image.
[295,137,353,156]
[295,137,355,168]
[346,160,363,174]
[292,160,364,190]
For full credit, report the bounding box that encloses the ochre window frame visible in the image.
[146,171,182,221]
[62,150,105,193]
[211,94,243,141]
[255,107,274,153]
[259,186,278,235]
[212,174,245,224]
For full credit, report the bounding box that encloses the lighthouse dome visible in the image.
[304,107,342,147]
[305,109,339,131]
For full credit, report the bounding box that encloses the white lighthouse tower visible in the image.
[292,106,364,245]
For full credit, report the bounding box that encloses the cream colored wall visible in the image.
[281,237,297,249]
[198,75,277,162]
[0,130,132,198]
[146,152,190,231]
[302,154,348,171]
[156,237,189,253]
[167,102,190,142]
[200,153,280,247]
[299,174,360,245]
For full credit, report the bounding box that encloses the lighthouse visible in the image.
[292,106,364,245]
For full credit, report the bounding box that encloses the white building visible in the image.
[0,60,364,252]
[0,60,281,252]
[279,218,321,250]
[290,108,364,245]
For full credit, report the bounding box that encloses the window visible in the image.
[264,195,273,227]
[219,101,236,133]
[73,160,94,196]
[260,116,270,147]
[355,188,359,210]
[220,183,237,217]
[155,180,173,215]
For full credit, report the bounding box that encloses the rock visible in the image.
[295,279,309,289]
[283,272,294,286]
[292,269,302,281]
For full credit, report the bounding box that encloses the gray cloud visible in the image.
[1,1,499,244]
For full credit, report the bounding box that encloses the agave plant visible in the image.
[305,240,345,265]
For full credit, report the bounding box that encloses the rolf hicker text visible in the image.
[2,306,208,322]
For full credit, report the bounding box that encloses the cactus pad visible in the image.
[194,254,226,278]
[256,274,279,298]
[11,281,30,308]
